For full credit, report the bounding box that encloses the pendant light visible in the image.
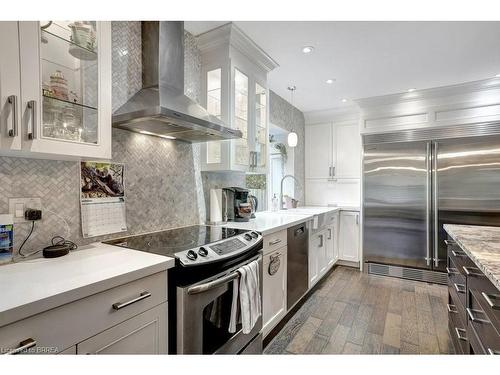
[287,86,298,148]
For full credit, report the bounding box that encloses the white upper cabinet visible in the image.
[0,21,111,160]
[305,121,360,180]
[199,23,278,173]
[0,22,22,152]
[305,123,332,179]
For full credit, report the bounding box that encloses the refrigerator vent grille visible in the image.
[367,263,447,284]
[363,121,500,144]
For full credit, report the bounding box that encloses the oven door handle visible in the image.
[188,271,240,295]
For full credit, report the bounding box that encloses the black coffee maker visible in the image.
[222,187,252,222]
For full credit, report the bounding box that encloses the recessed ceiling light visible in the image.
[161,135,176,140]
[407,88,416,93]
[341,98,348,103]
[302,46,314,54]
[495,74,500,78]
[326,79,335,84]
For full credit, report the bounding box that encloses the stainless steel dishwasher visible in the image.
[287,222,309,310]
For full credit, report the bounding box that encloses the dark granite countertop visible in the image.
[443,224,500,291]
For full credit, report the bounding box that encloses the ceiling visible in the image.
[185,21,500,113]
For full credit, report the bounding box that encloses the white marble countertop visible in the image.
[220,205,358,235]
[0,242,174,327]
[443,224,500,291]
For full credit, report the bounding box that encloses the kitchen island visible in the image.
[443,224,500,355]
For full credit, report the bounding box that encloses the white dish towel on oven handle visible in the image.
[228,260,261,334]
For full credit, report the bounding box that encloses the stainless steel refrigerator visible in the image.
[363,123,500,284]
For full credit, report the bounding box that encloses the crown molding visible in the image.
[197,22,279,73]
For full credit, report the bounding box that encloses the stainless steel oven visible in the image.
[176,253,262,354]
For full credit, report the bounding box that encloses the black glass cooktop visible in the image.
[104,225,248,257]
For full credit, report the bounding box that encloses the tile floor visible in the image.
[264,266,453,354]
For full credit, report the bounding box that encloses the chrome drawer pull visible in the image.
[466,307,491,324]
[453,283,466,294]
[112,291,151,310]
[446,267,459,275]
[482,292,500,310]
[451,250,467,258]
[454,327,467,342]
[462,266,483,277]
[487,348,500,355]
[268,239,282,246]
[27,100,37,140]
[4,338,36,355]
[447,303,458,313]
[444,239,456,246]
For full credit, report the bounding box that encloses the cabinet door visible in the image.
[306,123,333,179]
[262,246,287,337]
[18,21,111,160]
[308,232,319,287]
[317,229,328,276]
[253,81,268,173]
[77,303,167,354]
[0,22,22,152]
[325,223,337,267]
[339,211,360,262]
[335,123,361,178]
[231,67,251,171]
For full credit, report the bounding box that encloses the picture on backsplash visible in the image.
[80,162,125,198]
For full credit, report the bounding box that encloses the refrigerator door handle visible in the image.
[425,142,432,266]
[432,141,440,268]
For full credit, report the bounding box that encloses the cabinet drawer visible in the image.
[447,244,475,275]
[262,246,287,337]
[468,288,500,354]
[263,229,287,255]
[468,273,500,335]
[449,303,468,354]
[467,323,487,355]
[448,272,467,310]
[77,302,167,354]
[448,293,466,329]
[0,271,167,354]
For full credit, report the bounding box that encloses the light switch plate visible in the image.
[8,198,42,223]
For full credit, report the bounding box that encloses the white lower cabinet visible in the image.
[325,223,338,267]
[262,245,287,337]
[0,271,168,355]
[339,211,360,262]
[309,229,328,288]
[77,303,167,355]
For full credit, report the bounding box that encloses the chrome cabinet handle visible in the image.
[453,283,466,294]
[466,307,491,324]
[447,303,458,313]
[462,266,483,277]
[27,100,37,140]
[444,239,456,246]
[112,291,151,310]
[328,228,332,240]
[446,267,459,275]
[269,238,282,246]
[4,338,36,355]
[355,214,359,225]
[332,166,335,176]
[454,327,467,341]
[451,250,466,258]
[7,95,18,137]
[319,234,324,247]
[482,292,500,310]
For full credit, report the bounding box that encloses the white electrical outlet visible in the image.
[8,198,42,223]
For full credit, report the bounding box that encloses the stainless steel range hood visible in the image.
[112,21,242,143]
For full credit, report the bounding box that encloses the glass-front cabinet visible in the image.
[199,23,277,173]
[0,21,111,159]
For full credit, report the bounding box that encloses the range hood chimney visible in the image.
[112,21,241,143]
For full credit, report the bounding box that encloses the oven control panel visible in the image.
[177,231,262,266]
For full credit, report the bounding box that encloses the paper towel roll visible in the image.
[210,189,223,224]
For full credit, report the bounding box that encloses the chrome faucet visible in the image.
[280,174,301,210]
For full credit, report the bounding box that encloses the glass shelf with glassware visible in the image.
[39,21,99,144]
